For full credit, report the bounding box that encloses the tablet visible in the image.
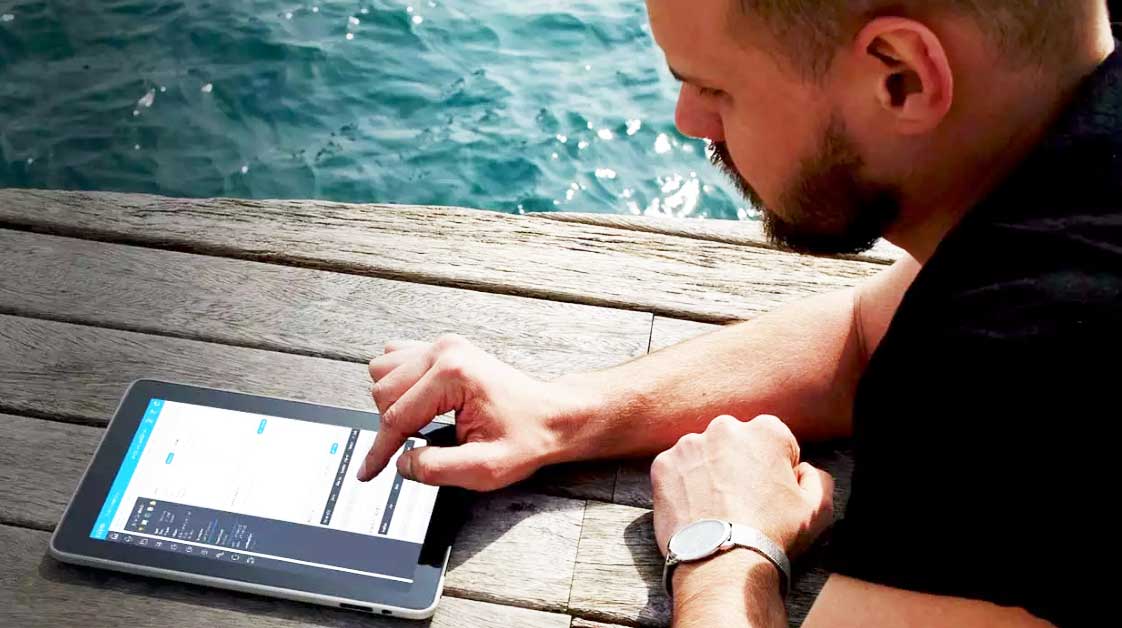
[50,380,463,619]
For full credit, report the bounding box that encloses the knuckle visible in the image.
[755,414,798,447]
[753,414,785,431]
[475,457,504,487]
[379,408,400,432]
[434,353,470,380]
[709,414,741,432]
[433,333,467,352]
[784,437,801,463]
[677,432,702,447]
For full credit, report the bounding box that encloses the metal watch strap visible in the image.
[729,523,791,600]
[662,523,791,600]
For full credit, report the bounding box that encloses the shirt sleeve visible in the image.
[828,261,1119,627]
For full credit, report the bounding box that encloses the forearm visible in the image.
[673,550,787,628]
[552,288,863,461]
[803,575,1056,628]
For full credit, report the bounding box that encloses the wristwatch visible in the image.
[662,519,791,599]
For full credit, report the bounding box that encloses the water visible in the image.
[0,1,752,219]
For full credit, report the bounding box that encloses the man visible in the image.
[357,1,1120,626]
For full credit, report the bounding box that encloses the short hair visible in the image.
[738,1,1100,77]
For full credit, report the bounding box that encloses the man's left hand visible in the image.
[651,414,835,561]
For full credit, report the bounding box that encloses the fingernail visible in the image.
[398,453,414,480]
[356,460,369,481]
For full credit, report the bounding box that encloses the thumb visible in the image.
[796,462,835,505]
[796,462,836,529]
[396,442,511,491]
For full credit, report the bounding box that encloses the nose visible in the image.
[674,84,725,143]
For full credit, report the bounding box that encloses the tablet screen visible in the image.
[88,398,438,585]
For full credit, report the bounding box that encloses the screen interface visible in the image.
[89,399,438,584]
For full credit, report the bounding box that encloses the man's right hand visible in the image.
[356,334,586,491]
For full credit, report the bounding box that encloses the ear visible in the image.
[853,17,954,135]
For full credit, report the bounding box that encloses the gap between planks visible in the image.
[0,219,728,324]
[0,189,886,324]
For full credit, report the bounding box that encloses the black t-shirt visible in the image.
[828,40,1122,627]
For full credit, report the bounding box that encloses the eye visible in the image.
[697,86,726,99]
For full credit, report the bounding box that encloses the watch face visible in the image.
[668,520,730,561]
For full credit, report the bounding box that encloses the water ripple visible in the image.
[0,0,747,219]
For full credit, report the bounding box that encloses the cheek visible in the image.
[722,104,824,210]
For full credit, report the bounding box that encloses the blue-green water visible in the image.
[0,1,751,219]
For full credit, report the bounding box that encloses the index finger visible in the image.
[357,420,411,482]
[356,368,448,481]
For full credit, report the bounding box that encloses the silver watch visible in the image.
[662,519,791,599]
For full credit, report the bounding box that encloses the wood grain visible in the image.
[0,414,102,529]
[0,314,372,424]
[0,315,615,502]
[568,501,668,626]
[531,460,617,504]
[0,524,572,628]
[611,459,660,511]
[648,318,721,352]
[0,229,651,377]
[446,490,584,611]
[531,212,905,265]
[571,619,631,628]
[0,413,584,613]
[0,189,884,323]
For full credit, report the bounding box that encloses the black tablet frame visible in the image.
[51,379,464,613]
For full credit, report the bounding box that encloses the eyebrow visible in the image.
[667,64,705,86]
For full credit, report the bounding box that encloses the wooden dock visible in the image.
[0,188,899,627]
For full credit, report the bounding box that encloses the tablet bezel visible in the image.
[50,379,464,617]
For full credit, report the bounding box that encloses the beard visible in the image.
[708,117,900,256]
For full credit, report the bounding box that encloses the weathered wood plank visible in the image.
[568,502,668,627]
[0,314,372,424]
[0,412,584,613]
[0,189,884,323]
[530,212,905,265]
[611,459,660,511]
[571,619,630,628]
[532,460,617,504]
[569,499,842,627]
[0,414,102,530]
[0,524,572,628]
[0,229,651,377]
[648,318,721,352]
[446,490,584,611]
[0,315,613,503]
[0,408,846,626]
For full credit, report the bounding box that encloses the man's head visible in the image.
[646,0,1111,255]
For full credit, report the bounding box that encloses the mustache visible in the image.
[707,141,734,175]
[708,141,763,208]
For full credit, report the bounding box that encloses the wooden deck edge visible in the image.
[529,211,904,265]
[0,188,890,325]
[0,214,731,325]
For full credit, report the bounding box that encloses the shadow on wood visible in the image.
[444,489,585,612]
